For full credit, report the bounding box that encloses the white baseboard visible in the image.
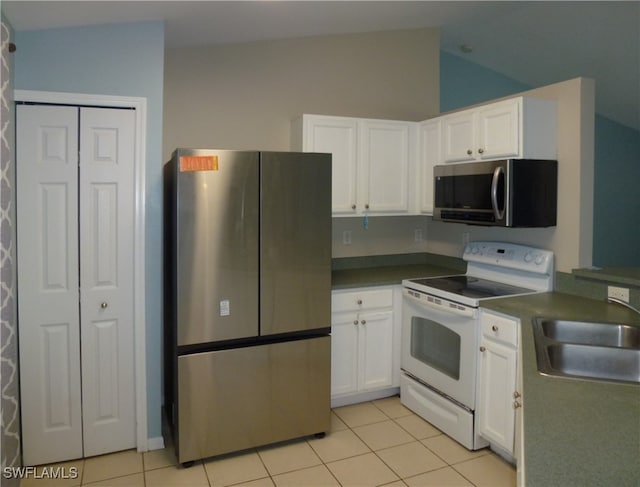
[331,387,400,408]
[146,436,166,451]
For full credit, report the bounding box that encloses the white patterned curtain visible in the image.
[1,16,21,484]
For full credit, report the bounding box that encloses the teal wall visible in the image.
[593,117,640,266]
[441,51,640,266]
[440,51,530,113]
[14,22,165,439]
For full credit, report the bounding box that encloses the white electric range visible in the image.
[400,241,554,450]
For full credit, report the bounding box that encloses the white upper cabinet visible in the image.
[293,115,359,215]
[418,119,440,214]
[442,109,476,163]
[440,97,557,164]
[293,114,417,216]
[359,119,413,214]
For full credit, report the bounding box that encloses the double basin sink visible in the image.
[532,318,640,384]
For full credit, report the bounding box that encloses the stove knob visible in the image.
[524,251,533,263]
[535,254,545,265]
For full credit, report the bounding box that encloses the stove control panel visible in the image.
[464,242,554,275]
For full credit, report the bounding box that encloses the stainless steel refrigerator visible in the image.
[164,149,332,465]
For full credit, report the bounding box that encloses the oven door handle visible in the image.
[403,288,475,318]
[491,166,505,221]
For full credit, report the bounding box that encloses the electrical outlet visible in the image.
[414,228,423,242]
[342,230,352,245]
[608,286,629,302]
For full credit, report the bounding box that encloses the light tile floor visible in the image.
[21,396,516,487]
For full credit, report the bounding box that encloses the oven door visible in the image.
[401,288,479,410]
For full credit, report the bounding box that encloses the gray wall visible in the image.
[163,28,440,157]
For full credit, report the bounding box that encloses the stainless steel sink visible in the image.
[546,343,640,383]
[532,317,640,384]
[539,319,640,348]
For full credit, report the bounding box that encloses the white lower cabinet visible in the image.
[331,286,399,405]
[476,309,520,459]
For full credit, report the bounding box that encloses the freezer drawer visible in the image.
[176,336,331,463]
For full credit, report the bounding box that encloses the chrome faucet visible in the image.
[607,297,640,316]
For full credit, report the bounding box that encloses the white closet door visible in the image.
[17,105,137,465]
[17,105,83,465]
[79,107,136,456]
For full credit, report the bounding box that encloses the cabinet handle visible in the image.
[361,319,366,325]
[479,346,486,352]
[513,401,522,409]
[351,204,356,210]
[492,325,499,332]
[357,299,363,305]
[353,320,359,325]
[101,302,108,309]
[365,204,370,210]
[478,148,485,154]
[513,391,521,399]
[466,149,473,155]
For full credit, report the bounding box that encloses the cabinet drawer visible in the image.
[332,287,393,313]
[481,312,518,346]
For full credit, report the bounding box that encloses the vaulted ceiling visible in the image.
[3,1,638,129]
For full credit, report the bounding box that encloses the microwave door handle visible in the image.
[491,166,505,221]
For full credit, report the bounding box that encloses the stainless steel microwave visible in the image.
[433,159,557,227]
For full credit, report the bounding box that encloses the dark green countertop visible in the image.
[482,293,640,487]
[572,267,640,288]
[332,263,461,289]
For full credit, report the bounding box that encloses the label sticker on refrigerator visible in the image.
[219,299,230,317]
[179,155,219,172]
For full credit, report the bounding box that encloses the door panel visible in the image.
[330,313,359,396]
[174,150,260,346]
[260,152,332,336]
[305,117,358,214]
[360,310,394,390]
[80,107,136,457]
[17,105,83,465]
[360,121,410,213]
[42,323,75,428]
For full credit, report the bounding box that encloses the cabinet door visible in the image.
[330,312,359,396]
[442,110,476,163]
[477,99,520,160]
[477,338,517,454]
[304,116,358,215]
[516,337,525,486]
[419,120,440,214]
[359,309,394,391]
[359,120,410,213]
